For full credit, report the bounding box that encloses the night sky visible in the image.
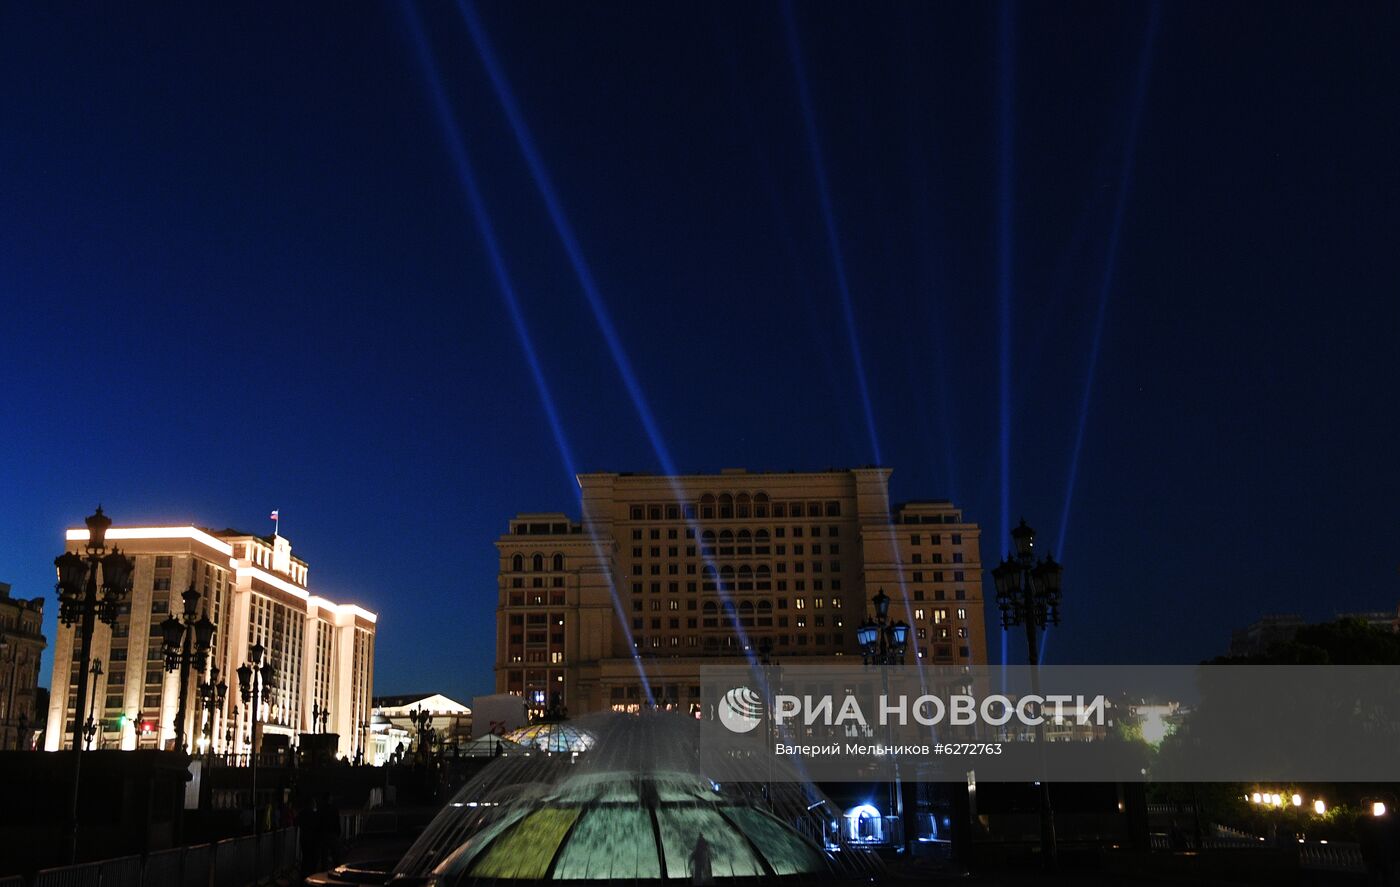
[2,2,1397,703]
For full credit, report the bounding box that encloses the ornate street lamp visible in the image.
[312,700,330,733]
[237,642,275,838]
[356,719,371,765]
[857,587,911,846]
[55,506,135,864]
[81,658,103,750]
[224,704,239,754]
[408,706,435,762]
[195,666,228,755]
[161,584,217,752]
[991,518,1065,870]
[857,588,909,666]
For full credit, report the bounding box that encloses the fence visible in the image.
[1149,832,1367,874]
[1299,841,1365,873]
[22,828,297,887]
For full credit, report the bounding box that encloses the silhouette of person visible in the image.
[688,832,713,885]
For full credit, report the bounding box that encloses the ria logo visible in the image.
[718,687,765,733]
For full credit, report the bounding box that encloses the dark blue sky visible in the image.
[2,2,1397,702]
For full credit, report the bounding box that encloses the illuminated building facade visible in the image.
[44,525,376,760]
[0,582,46,750]
[496,468,987,715]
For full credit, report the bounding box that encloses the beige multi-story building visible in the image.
[496,468,987,716]
[0,582,46,750]
[44,525,376,761]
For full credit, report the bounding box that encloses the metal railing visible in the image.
[1299,841,1365,873]
[20,828,298,887]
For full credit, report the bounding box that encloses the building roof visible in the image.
[374,692,471,714]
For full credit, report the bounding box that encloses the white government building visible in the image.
[45,523,376,761]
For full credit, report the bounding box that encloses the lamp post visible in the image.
[81,658,103,750]
[856,588,910,666]
[856,588,909,847]
[408,706,434,762]
[356,719,370,765]
[312,701,330,734]
[224,704,239,755]
[54,506,135,864]
[991,519,1064,871]
[160,585,216,753]
[195,667,227,756]
[236,642,275,838]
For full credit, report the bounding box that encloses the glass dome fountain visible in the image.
[502,721,596,755]
[390,711,871,885]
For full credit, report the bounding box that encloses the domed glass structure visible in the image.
[392,713,847,885]
[431,771,826,882]
[503,722,596,754]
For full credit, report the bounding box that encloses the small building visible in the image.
[0,581,46,750]
[371,693,471,763]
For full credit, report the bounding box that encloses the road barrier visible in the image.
[22,829,297,887]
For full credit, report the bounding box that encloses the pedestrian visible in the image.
[688,832,713,885]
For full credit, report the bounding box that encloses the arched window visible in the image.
[512,554,524,572]
[552,553,564,571]
[532,553,544,572]
[702,530,717,543]
[736,492,751,518]
[738,600,755,626]
[754,492,770,518]
[719,493,734,519]
[700,493,716,520]
[757,599,773,626]
[738,565,753,591]
[719,530,734,543]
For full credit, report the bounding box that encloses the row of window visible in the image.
[633,633,846,649]
[909,552,966,564]
[628,497,843,521]
[504,584,972,608]
[633,525,842,541]
[510,553,566,572]
[909,533,963,546]
[634,541,841,558]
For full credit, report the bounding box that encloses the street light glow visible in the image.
[1374,801,1387,817]
[1314,800,1326,815]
